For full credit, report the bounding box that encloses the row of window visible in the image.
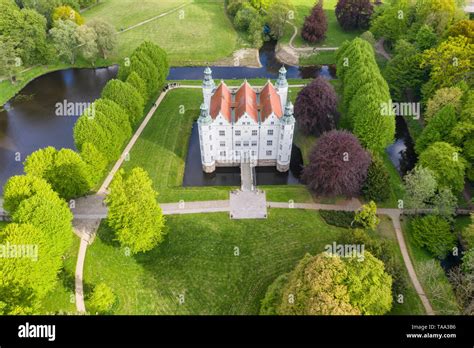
[218,150,274,157]
[218,129,275,137]
[220,140,277,147]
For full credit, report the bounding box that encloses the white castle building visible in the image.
[197,66,295,173]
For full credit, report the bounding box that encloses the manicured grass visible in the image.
[84,0,245,66]
[401,217,460,314]
[121,87,312,203]
[299,50,338,65]
[374,216,425,315]
[83,209,345,314]
[40,236,80,314]
[280,0,362,49]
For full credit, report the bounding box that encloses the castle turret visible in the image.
[202,67,215,110]
[277,101,295,172]
[275,66,288,112]
[197,103,215,173]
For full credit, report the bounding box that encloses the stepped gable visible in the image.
[209,82,232,122]
[260,81,283,121]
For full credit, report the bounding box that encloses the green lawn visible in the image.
[375,216,425,315]
[280,0,361,64]
[83,0,245,66]
[401,217,460,314]
[78,210,425,315]
[121,86,312,203]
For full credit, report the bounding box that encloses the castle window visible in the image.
[280,144,282,150]
[252,130,257,136]
[251,151,256,156]
[235,130,241,136]
[209,135,212,140]
[220,151,226,157]
[210,145,213,150]
[281,133,283,139]
[266,150,272,156]
[220,141,225,147]
[279,155,281,160]
[243,141,249,147]
[251,140,257,146]
[267,129,273,136]
[267,140,272,146]
[219,130,225,136]
[236,141,241,147]
[271,121,274,125]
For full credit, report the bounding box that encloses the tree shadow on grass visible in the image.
[96,219,121,248]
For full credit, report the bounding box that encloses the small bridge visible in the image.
[229,153,267,219]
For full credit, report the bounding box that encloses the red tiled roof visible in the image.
[260,82,283,121]
[235,81,258,123]
[210,83,232,122]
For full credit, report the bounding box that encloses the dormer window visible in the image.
[219,130,225,136]
[267,129,273,136]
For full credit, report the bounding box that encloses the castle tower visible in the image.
[197,103,215,173]
[277,101,295,173]
[275,66,288,112]
[202,67,215,110]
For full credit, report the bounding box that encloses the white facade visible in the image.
[197,67,295,173]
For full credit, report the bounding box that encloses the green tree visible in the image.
[421,36,474,99]
[354,201,380,230]
[52,5,84,25]
[126,71,148,101]
[403,165,438,209]
[101,79,144,126]
[383,40,427,101]
[266,0,293,40]
[87,18,117,59]
[419,142,467,193]
[2,175,57,215]
[415,105,458,154]
[88,283,116,314]
[49,19,79,64]
[362,152,390,202]
[343,251,393,315]
[249,0,273,10]
[75,24,98,64]
[445,19,474,43]
[80,142,108,187]
[105,168,166,254]
[370,0,413,42]
[410,215,456,258]
[414,24,438,51]
[24,147,93,200]
[0,36,21,83]
[461,214,474,249]
[424,86,464,124]
[430,188,458,221]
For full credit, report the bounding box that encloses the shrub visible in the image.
[410,215,456,259]
[362,152,390,202]
[302,130,371,197]
[335,0,373,31]
[301,1,327,43]
[88,283,116,314]
[424,87,463,124]
[319,210,355,228]
[294,76,338,136]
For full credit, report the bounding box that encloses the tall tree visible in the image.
[335,0,373,31]
[87,18,117,59]
[411,215,456,259]
[75,24,98,64]
[49,19,79,64]
[52,5,84,25]
[302,130,371,197]
[301,0,327,43]
[0,36,20,83]
[294,76,338,136]
[101,79,144,126]
[266,0,293,40]
[403,165,438,209]
[105,168,166,254]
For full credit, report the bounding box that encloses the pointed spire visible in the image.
[202,66,215,89]
[276,65,288,89]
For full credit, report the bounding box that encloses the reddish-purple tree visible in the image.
[301,1,328,43]
[335,0,373,31]
[294,76,338,136]
[302,130,371,197]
